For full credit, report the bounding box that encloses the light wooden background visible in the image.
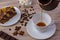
[0,0,60,40]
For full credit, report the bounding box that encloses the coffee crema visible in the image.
[37,22,46,27]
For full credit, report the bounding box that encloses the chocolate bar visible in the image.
[0,31,18,40]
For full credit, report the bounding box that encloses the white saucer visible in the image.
[26,19,56,39]
[0,7,21,26]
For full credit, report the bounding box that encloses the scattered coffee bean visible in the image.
[31,6,33,8]
[20,20,24,23]
[19,6,21,8]
[21,23,24,26]
[9,28,11,31]
[32,8,34,10]
[30,9,32,11]
[13,31,18,36]
[32,12,36,14]
[29,16,33,19]
[15,26,21,31]
[23,17,27,20]
[18,31,24,36]
[24,22,27,26]
[24,9,28,13]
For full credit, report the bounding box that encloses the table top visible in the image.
[0,0,60,40]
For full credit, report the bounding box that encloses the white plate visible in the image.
[0,7,21,26]
[26,19,56,39]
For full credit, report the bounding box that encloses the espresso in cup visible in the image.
[32,13,52,32]
[37,22,46,27]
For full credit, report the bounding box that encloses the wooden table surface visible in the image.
[0,0,60,40]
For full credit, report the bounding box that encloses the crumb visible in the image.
[15,26,21,31]
[13,31,18,36]
[18,31,24,36]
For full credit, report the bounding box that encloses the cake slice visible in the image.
[0,6,17,24]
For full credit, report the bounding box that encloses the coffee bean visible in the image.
[20,20,24,23]
[13,31,18,36]
[31,6,33,8]
[15,26,21,31]
[9,28,11,31]
[18,31,24,36]
[19,6,21,8]
[24,22,27,26]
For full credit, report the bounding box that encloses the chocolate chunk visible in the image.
[15,26,21,31]
[18,31,24,36]
[13,31,18,36]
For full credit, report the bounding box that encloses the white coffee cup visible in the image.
[32,13,52,33]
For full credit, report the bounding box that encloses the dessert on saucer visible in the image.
[0,6,16,24]
[0,6,21,26]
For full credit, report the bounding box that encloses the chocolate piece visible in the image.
[18,31,24,36]
[10,37,18,40]
[30,9,32,11]
[5,35,11,40]
[0,32,7,39]
[15,26,21,31]
[0,31,3,35]
[0,31,18,40]
[13,31,18,36]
